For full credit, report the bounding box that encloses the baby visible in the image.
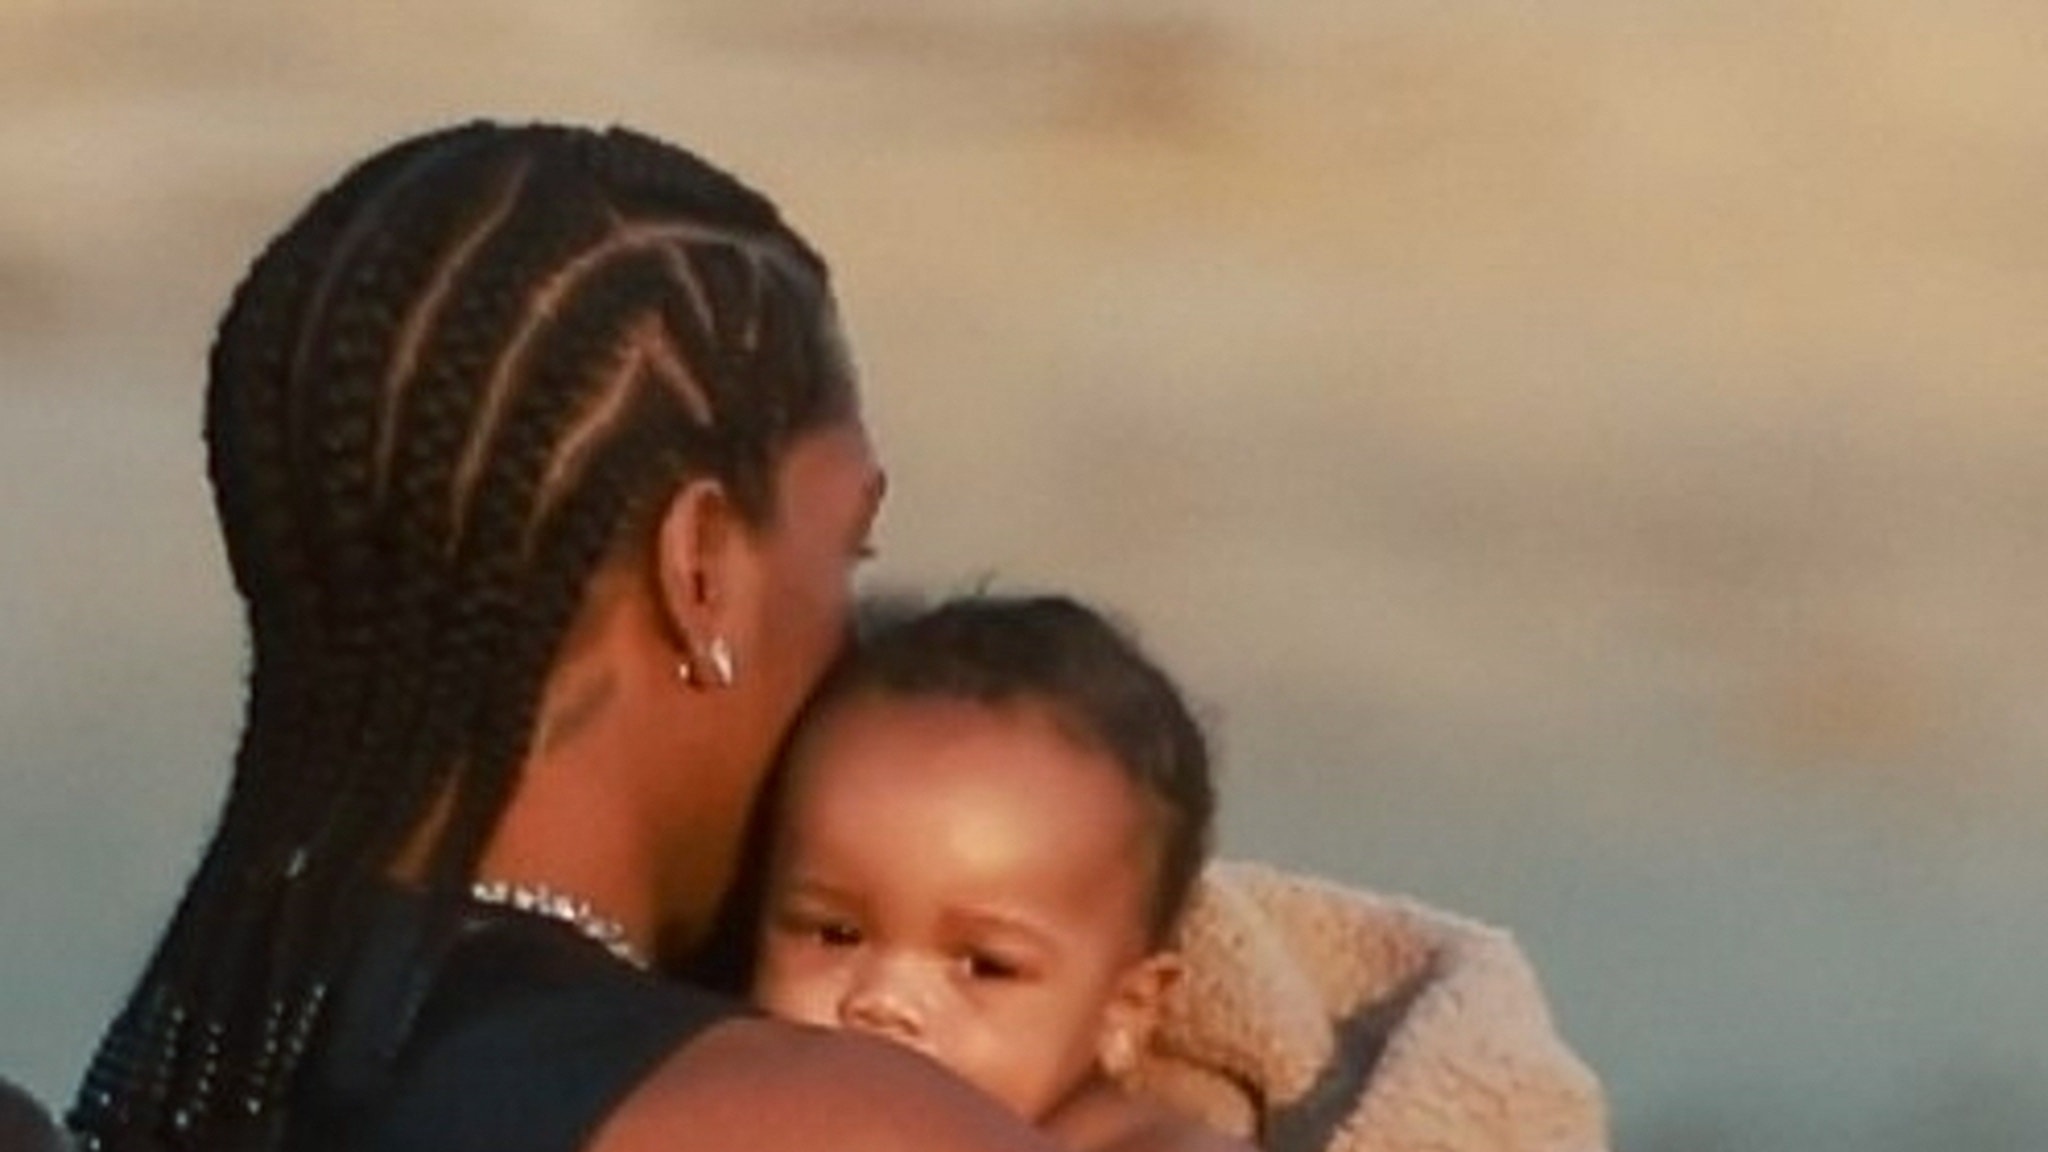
[750,594,1250,1152]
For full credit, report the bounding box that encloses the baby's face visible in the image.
[753,693,1161,1120]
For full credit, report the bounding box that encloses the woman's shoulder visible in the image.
[594,1017,1062,1152]
[304,890,738,1152]
[1043,1083,1255,1152]
[313,891,1057,1152]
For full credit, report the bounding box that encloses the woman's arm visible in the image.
[593,1016,1065,1152]
[1044,1082,1256,1152]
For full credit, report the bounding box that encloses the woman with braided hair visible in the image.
[68,121,1059,1152]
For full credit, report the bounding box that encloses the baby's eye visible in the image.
[815,921,863,949]
[772,908,863,949]
[960,951,1023,981]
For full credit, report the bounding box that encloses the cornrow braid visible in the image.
[69,129,507,1152]
[70,122,856,1152]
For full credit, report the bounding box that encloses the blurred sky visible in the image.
[3,3,2045,1149]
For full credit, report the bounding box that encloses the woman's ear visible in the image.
[654,477,742,684]
[1099,951,1183,1080]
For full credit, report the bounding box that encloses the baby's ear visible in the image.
[1100,952,1183,1078]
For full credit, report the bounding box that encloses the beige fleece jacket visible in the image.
[1125,861,1609,1152]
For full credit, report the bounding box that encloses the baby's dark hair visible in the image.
[806,592,1214,947]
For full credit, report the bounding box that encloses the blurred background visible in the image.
[2,1,2044,1148]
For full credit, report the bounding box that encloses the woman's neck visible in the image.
[474,633,677,960]
[472,752,666,962]
[464,563,736,964]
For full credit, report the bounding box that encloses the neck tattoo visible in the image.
[535,671,617,755]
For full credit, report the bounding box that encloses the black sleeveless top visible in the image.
[294,889,740,1152]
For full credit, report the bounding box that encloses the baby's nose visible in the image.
[838,958,927,1043]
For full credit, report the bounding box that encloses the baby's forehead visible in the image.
[802,691,1172,833]
[786,691,1132,799]
[778,692,1170,889]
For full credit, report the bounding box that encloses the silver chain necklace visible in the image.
[469,879,651,970]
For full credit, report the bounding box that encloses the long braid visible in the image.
[70,122,855,1152]
[205,138,540,1134]
[196,143,511,1068]
[68,126,495,1150]
[201,127,510,898]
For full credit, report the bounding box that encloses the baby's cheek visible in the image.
[932,1013,1058,1121]
[752,951,839,1028]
